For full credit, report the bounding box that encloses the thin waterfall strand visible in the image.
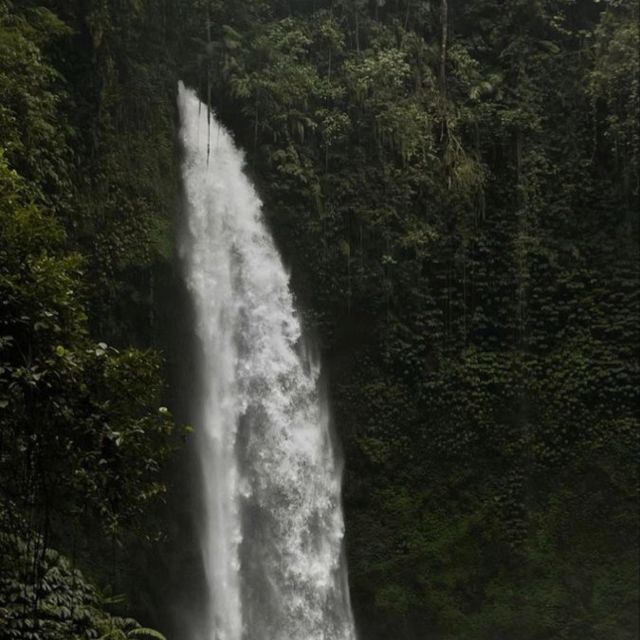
[178,82,356,640]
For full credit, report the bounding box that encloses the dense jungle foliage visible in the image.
[0,0,638,639]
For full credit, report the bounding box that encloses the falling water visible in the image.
[177,83,356,640]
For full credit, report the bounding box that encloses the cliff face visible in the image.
[192,2,639,638]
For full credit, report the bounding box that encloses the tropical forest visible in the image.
[0,0,638,639]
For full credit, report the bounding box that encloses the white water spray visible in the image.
[178,83,356,640]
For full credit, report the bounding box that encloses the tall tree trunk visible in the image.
[354,0,360,54]
[440,0,448,95]
[404,0,412,31]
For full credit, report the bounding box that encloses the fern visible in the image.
[127,628,167,640]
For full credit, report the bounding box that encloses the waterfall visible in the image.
[177,83,356,640]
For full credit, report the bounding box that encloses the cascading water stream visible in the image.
[177,83,356,640]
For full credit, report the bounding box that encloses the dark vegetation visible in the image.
[0,0,638,638]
